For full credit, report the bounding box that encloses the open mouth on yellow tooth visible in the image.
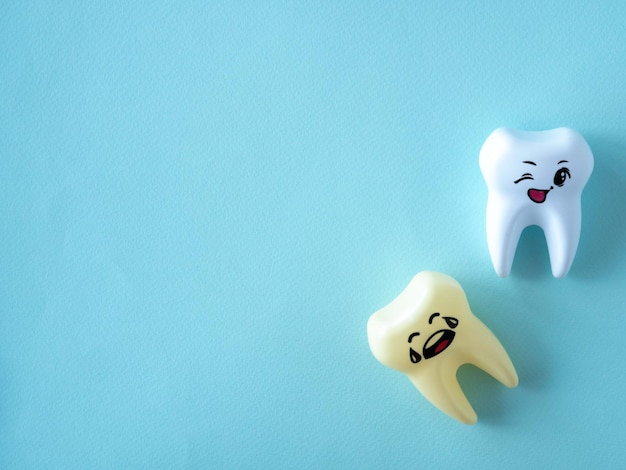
[423,329,455,359]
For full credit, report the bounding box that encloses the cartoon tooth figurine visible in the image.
[479,127,594,278]
[367,271,518,425]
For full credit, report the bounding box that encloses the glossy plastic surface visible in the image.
[367,272,518,424]
[479,127,594,278]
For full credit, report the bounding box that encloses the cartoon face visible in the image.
[407,312,459,364]
[513,159,571,203]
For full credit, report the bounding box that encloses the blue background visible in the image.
[2,1,626,468]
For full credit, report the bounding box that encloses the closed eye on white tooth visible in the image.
[479,127,594,278]
[367,272,518,425]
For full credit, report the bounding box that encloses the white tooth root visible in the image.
[479,127,593,278]
[485,201,527,278]
[544,205,582,278]
[367,272,518,425]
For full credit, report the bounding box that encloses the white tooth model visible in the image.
[479,127,594,278]
[367,272,518,425]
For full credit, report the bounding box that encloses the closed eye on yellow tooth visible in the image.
[367,271,518,425]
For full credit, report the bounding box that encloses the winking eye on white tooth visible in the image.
[367,271,518,425]
[479,127,594,278]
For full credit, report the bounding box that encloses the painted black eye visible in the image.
[554,167,570,187]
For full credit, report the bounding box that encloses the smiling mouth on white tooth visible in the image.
[527,188,551,203]
[479,127,594,278]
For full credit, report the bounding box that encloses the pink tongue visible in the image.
[435,340,449,354]
[528,189,546,203]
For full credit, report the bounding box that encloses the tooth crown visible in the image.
[367,271,518,424]
[479,127,594,278]
[367,272,467,372]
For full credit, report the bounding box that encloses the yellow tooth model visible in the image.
[367,272,518,424]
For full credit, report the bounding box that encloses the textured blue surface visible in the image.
[2,1,626,468]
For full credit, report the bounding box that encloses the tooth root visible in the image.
[408,368,477,425]
[367,271,517,425]
[467,325,519,389]
[479,127,593,278]
[544,203,582,278]
[486,200,526,278]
